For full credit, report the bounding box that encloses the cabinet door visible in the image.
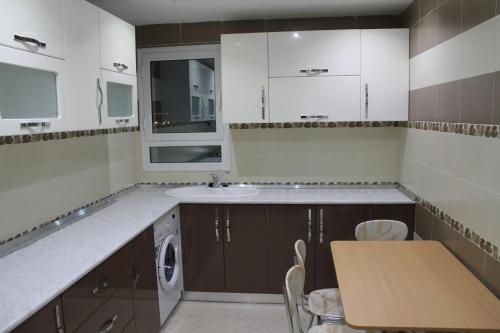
[316,205,366,289]
[13,297,64,333]
[268,30,360,77]
[267,205,316,294]
[131,226,161,333]
[180,205,225,292]
[99,9,136,76]
[0,46,67,136]
[361,29,409,121]
[100,70,138,128]
[64,0,101,131]
[223,205,268,293]
[221,33,269,123]
[0,0,64,59]
[269,76,360,122]
[365,204,415,240]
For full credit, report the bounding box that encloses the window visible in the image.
[138,45,229,171]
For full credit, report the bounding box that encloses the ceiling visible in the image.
[87,0,412,26]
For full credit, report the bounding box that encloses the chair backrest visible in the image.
[294,239,306,268]
[355,219,408,241]
[284,265,306,333]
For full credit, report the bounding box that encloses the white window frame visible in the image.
[138,45,229,171]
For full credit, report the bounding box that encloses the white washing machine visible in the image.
[153,206,183,325]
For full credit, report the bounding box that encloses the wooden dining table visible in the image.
[331,240,500,332]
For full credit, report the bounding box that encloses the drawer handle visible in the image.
[99,314,118,333]
[115,119,130,125]
[309,115,329,120]
[214,208,220,242]
[20,122,50,129]
[299,68,328,74]
[225,209,231,243]
[54,304,64,333]
[91,279,109,295]
[14,34,46,48]
[113,62,129,70]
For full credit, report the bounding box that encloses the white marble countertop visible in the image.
[0,186,413,332]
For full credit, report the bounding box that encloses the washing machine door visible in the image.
[158,234,180,292]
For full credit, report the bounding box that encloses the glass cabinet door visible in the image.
[0,45,67,136]
[100,69,138,128]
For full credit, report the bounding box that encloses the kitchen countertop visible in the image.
[0,186,413,332]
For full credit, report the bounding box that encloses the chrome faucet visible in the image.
[210,171,229,188]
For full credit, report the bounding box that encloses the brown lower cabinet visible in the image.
[181,203,414,294]
[13,226,160,333]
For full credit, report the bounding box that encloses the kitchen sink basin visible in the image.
[165,185,260,199]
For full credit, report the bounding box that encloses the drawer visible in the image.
[122,319,136,333]
[73,291,134,333]
[62,245,132,332]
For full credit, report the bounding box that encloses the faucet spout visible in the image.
[210,171,230,188]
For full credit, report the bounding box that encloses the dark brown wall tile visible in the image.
[409,89,421,120]
[222,20,266,34]
[419,85,437,121]
[484,254,500,298]
[432,219,455,251]
[310,16,355,30]
[420,0,438,18]
[267,18,311,32]
[420,9,437,52]
[181,21,222,44]
[355,15,402,29]
[437,0,462,44]
[401,0,420,27]
[498,0,500,14]
[492,71,500,124]
[410,22,420,58]
[454,233,485,280]
[137,24,180,47]
[415,205,433,240]
[436,80,460,122]
[460,73,494,124]
[462,0,496,32]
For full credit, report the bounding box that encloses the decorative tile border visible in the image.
[406,121,500,139]
[0,126,140,146]
[0,185,137,248]
[229,121,406,129]
[138,181,400,186]
[399,185,499,262]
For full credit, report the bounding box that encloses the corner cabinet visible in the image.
[220,29,409,124]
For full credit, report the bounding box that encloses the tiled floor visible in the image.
[161,301,290,333]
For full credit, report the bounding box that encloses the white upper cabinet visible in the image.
[0,0,65,59]
[268,30,360,77]
[99,9,136,76]
[269,76,360,122]
[100,69,138,128]
[64,0,101,131]
[221,33,269,123]
[361,29,409,121]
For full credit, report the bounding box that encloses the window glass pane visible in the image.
[0,62,58,119]
[150,58,216,134]
[150,145,222,163]
[107,82,133,117]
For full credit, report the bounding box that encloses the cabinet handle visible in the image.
[20,122,50,129]
[309,115,329,120]
[91,279,109,295]
[97,78,103,125]
[365,83,369,119]
[14,34,46,48]
[113,62,129,70]
[261,86,266,120]
[319,208,324,244]
[299,68,328,74]
[214,208,220,242]
[225,209,231,243]
[300,115,310,120]
[99,314,118,333]
[307,208,312,243]
[115,119,130,125]
[132,262,140,285]
[54,304,64,333]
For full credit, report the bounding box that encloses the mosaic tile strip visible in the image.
[229,121,406,129]
[399,184,499,262]
[0,126,140,146]
[138,181,400,186]
[406,121,500,139]
[0,185,137,248]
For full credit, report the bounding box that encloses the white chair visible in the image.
[294,240,344,325]
[284,265,350,333]
[354,220,408,241]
